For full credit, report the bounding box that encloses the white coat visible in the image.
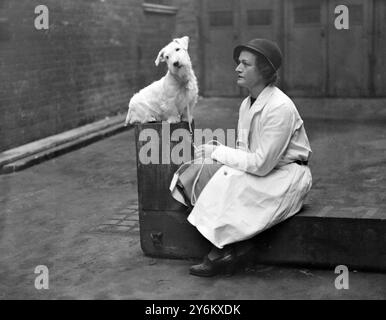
[187,85,313,248]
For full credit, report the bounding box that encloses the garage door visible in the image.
[284,0,328,96]
[202,0,239,96]
[374,0,386,96]
[327,0,372,96]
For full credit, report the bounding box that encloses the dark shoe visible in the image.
[189,252,237,277]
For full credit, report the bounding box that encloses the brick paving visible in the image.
[92,201,139,234]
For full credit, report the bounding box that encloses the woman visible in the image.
[171,39,312,277]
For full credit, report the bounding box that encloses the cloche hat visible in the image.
[233,38,282,71]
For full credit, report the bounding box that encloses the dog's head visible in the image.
[155,36,191,77]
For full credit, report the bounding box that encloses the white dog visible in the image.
[125,36,198,126]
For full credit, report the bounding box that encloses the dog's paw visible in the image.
[166,115,181,123]
[125,116,136,125]
[125,114,142,125]
[145,115,158,123]
[180,113,190,122]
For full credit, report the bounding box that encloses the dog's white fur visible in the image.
[125,36,198,125]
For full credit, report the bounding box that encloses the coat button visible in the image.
[224,171,227,176]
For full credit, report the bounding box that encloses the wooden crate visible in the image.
[134,121,211,259]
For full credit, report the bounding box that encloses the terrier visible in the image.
[125,36,198,126]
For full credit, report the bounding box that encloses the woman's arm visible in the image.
[210,103,296,176]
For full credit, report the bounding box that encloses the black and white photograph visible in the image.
[0,0,386,305]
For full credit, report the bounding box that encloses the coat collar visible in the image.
[238,85,276,150]
[248,85,276,115]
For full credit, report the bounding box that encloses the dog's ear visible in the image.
[155,48,166,66]
[174,36,189,50]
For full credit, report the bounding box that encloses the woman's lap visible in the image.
[177,159,223,206]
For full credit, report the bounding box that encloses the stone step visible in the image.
[139,204,386,272]
[0,115,128,174]
[251,204,386,272]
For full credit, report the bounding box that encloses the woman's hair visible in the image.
[254,51,279,86]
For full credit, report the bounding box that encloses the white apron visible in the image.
[187,85,313,248]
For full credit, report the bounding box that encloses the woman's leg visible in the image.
[207,245,231,261]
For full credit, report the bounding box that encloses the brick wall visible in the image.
[0,0,195,152]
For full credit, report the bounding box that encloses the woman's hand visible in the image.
[194,144,218,159]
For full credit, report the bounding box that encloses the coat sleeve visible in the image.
[211,103,296,176]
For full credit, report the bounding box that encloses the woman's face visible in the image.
[235,50,263,91]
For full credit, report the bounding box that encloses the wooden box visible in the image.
[134,121,211,259]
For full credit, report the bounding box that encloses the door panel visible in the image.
[374,0,386,96]
[284,0,328,96]
[239,0,281,44]
[202,0,283,97]
[328,0,372,96]
[203,0,239,96]
[239,0,283,94]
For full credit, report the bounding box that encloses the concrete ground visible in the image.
[1,98,386,300]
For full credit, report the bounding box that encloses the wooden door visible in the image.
[374,0,386,96]
[238,0,281,41]
[202,0,240,96]
[328,0,372,96]
[284,0,328,96]
[238,0,283,93]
